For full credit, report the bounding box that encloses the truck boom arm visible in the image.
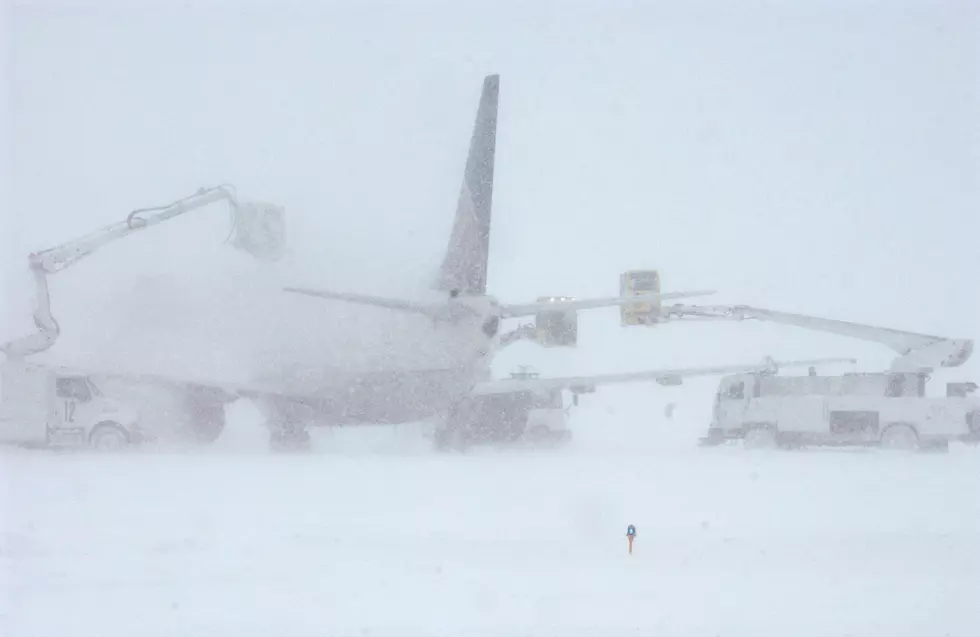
[660,304,973,373]
[2,185,285,360]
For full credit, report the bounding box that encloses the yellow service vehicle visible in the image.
[619,270,661,326]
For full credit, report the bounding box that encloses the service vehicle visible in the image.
[620,270,662,326]
[703,368,980,451]
[0,361,143,449]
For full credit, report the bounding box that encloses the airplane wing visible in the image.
[469,357,858,395]
[283,286,444,318]
[498,290,716,319]
[281,287,713,323]
[93,367,310,403]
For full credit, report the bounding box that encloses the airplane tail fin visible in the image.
[436,74,499,296]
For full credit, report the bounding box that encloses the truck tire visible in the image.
[879,424,918,451]
[89,422,129,451]
[525,424,551,442]
[432,427,454,451]
[525,424,568,448]
[743,424,778,450]
[185,397,226,444]
[268,426,311,453]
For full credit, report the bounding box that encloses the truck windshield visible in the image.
[725,382,745,400]
[87,379,104,397]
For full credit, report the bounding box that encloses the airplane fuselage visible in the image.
[260,292,506,427]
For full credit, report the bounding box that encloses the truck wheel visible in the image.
[186,398,226,444]
[432,427,453,451]
[433,411,472,452]
[525,424,551,442]
[743,425,778,450]
[879,424,918,451]
[268,423,311,453]
[89,423,129,451]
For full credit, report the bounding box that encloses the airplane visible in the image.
[234,73,844,451]
[283,74,713,367]
[0,71,858,452]
[4,72,960,453]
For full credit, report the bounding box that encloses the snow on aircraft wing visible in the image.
[91,367,314,403]
[498,290,717,319]
[282,286,443,318]
[469,357,858,396]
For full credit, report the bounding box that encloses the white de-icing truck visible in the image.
[664,305,978,452]
[614,280,977,452]
[0,360,144,449]
[703,369,980,451]
[0,185,285,449]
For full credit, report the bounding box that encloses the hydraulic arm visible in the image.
[1,185,285,360]
[659,304,973,373]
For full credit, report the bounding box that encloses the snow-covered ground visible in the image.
[2,414,979,637]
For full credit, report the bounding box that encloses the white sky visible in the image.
[2,0,978,412]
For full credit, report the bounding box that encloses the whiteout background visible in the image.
[1,1,979,635]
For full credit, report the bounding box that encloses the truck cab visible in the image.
[0,361,143,450]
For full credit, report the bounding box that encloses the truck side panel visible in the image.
[774,396,826,432]
[874,398,971,437]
